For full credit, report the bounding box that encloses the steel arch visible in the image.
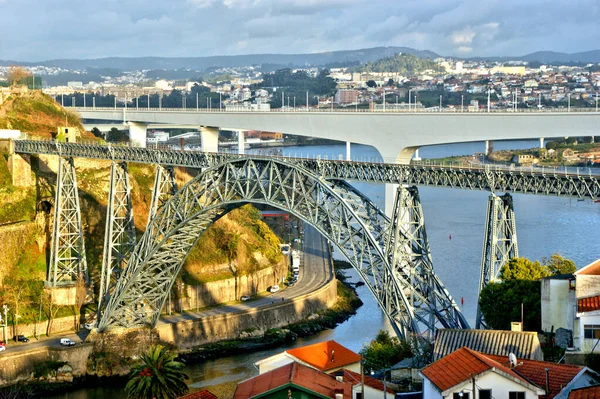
[97,158,466,342]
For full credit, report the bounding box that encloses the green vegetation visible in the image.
[359,330,412,374]
[479,254,576,331]
[125,345,189,399]
[351,53,442,75]
[254,68,337,107]
[33,361,68,378]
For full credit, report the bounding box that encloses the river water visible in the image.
[48,140,600,399]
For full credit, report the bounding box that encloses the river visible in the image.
[48,139,600,399]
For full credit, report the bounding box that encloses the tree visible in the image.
[479,280,542,331]
[7,66,31,86]
[359,330,412,374]
[366,80,377,88]
[125,345,189,399]
[543,253,576,275]
[499,257,549,281]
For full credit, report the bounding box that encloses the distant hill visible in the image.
[466,50,600,64]
[0,47,440,71]
[351,53,443,74]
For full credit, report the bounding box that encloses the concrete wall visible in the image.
[0,343,94,386]
[7,315,78,341]
[541,278,576,332]
[157,277,338,350]
[178,263,287,310]
[576,275,600,298]
[8,153,32,188]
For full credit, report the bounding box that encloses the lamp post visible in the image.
[408,89,412,111]
[148,93,150,109]
[439,94,442,112]
[2,305,8,343]
[461,94,464,112]
[568,93,571,112]
[383,89,386,112]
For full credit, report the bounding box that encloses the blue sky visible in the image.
[1,0,599,61]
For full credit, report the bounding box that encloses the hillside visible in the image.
[351,53,443,74]
[0,96,285,326]
[0,46,440,71]
[0,90,94,139]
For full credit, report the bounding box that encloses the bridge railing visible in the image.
[69,105,600,114]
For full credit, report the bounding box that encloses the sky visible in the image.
[1,0,599,61]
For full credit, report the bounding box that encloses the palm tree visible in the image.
[125,344,189,399]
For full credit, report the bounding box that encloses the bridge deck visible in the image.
[13,140,600,199]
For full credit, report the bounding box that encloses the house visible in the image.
[390,357,426,386]
[420,347,544,399]
[512,154,537,164]
[255,340,362,374]
[178,389,219,399]
[541,274,576,333]
[332,369,396,399]
[234,362,353,399]
[485,355,599,399]
[433,329,543,361]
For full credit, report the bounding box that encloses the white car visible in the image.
[60,338,76,346]
[269,285,280,293]
[84,323,95,330]
[240,295,251,301]
[0,345,5,352]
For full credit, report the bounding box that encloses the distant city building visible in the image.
[335,89,360,104]
[67,81,83,89]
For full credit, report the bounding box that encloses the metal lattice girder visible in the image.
[48,157,88,286]
[147,165,177,227]
[14,140,600,199]
[476,193,518,329]
[99,162,137,311]
[386,185,469,341]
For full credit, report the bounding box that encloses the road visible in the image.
[0,224,333,355]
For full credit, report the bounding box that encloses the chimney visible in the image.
[335,394,343,399]
[545,368,550,395]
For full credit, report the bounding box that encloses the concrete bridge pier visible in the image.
[485,140,490,156]
[200,126,219,153]
[346,141,351,161]
[540,137,545,149]
[237,130,245,155]
[378,145,419,216]
[128,122,147,148]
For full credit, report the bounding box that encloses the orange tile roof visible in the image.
[336,369,396,394]
[578,295,600,312]
[286,340,361,372]
[234,362,352,399]
[421,347,527,393]
[575,258,600,275]
[179,389,219,399]
[486,355,585,399]
[568,385,600,398]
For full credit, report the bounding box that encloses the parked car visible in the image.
[240,295,250,302]
[269,285,280,293]
[14,335,28,343]
[84,323,95,330]
[60,338,76,346]
[0,345,5,352]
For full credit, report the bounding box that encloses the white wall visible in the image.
[541,278,576,332]
[575,312,600,353]
[352,384,388,399]
[422,370,543,399]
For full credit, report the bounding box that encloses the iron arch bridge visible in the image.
[97,157,469,342]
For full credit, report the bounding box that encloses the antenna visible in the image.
[509,353,517,368]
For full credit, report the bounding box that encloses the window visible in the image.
[584,325,600,339]
[478,389,491,399]
[355,393,363,399]
[509,392,525,399]
[453,393,469,399]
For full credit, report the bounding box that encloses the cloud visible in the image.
[1,0,599,61]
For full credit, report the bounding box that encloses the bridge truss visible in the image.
[96,158,469,346]
[14,140,600,199]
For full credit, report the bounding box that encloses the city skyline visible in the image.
[1,0,599,62]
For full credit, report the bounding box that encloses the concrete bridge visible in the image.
[74,107,600,164]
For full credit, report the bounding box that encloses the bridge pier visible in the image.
[128,122,147,148]
[476,193,518,329]
[99,162,137,313]
[346,141,351,161]
[386,185,469,341]
[540,137,545,149]
[200,126,219,153]
[48,157,88,287]
[237,130,245,155]
[485,140,490,156]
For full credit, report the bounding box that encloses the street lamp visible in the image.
[439,94,442,111]
[568,93,571,112]
[408,89,412,111]
[461,94,464,112]
[2,305,8,343]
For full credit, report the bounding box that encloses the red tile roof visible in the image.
[486,355,584,399]
[286,340,361,372]
[179,389,219,399]
[568,385,600,398]
[234,362,353,399]
[421,347,527,393]
[336,369,396,394]
[578,295,600,312]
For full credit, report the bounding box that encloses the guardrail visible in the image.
[69,106,600,114]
